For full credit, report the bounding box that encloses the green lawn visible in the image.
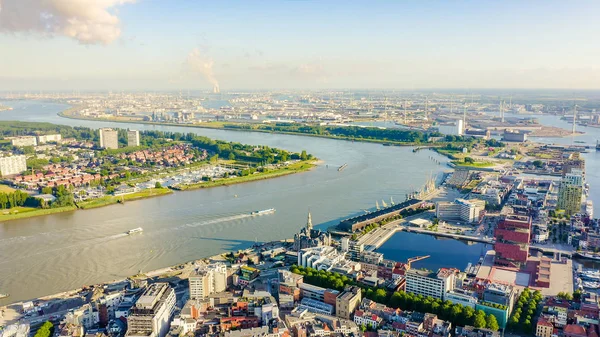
[0,184,16,193]
[0,206,76,222]
[451,160,494,168]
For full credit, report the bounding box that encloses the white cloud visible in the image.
[185,48,219,92]
[0,0,135,44]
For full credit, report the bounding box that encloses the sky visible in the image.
[0,0,599,91]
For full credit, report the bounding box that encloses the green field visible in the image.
[451,160,494,168]
[0,184,16,193]
[0,206,76,222]
[78,188,173,209]
[175,160,316,190]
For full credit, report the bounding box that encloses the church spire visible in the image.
[306,211,313,232]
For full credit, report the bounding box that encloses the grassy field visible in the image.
[451,160,494,168]
[0,184,16,193]
[175,160,316,190]
[78,188,173,209]
[0,206,76,222]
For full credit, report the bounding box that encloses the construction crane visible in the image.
[407,255,431,269]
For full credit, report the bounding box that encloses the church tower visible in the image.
[306,212,313,232]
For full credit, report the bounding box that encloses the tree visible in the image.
[464,157,475,164]
[155,181,163,189]
[486,314,499,331]
[473,311,486,328]
[300,150,308,161]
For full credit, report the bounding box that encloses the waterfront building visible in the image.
[238,266,260,287]
[0,324,30,337]
[557,172,584,215]
[37,134,62,144]
[436,198,485,223]
[483,283,516,313]
[10,136,37,147]
[99,128,119,149]
[405,268,457,300]
[503,129,528,142]
[126,283,176,337]
[336,286,361,320]
[127,130,140,147]
[438,119,464,136]
[493,214,531,268]
[0,155,27,176]
[292,212,332,251]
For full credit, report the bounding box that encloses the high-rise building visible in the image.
[189,263,228,299]
[11,136,37,147]
[127,130,140,147]
[99,128,119,149]
[37,134,62,144]
[557,172,584,215]
[126,283,175,337]
[0,155,27,177]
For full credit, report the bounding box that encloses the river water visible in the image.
[0,101,453,303]
[2,101,600,303]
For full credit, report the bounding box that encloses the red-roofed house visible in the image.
[564,324,587,337]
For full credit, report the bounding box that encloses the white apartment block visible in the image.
[37,134,62,144]
[0,155,27,176]
[189,263,228,299]
[405,268,456,300]
[99,128,119,149]
[127,130,140,147]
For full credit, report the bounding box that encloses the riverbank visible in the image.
[172,160,317,190]
[0,205,77,222]
[77,188,173,209]
[58,110,425,147]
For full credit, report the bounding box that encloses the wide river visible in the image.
[2,101,600,303]
[0,101,453,303]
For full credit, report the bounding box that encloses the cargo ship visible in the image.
[0,293,9,299]
[250,208,276,216]
[126,227,144,235]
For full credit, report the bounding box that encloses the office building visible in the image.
[99,128,119,149]
[0,155,27,177]
[11,136,37,147]
[405,268,456,300]
[503,130,528,142]
[189,263,227,299]
[127,130,140,147]
[336,286,361,320]
[436,198,485,223]
[37,134,62,144]
[126,283,176,337]
[557,172,584,215]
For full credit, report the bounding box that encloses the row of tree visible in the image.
[506,287,542,333]
[0,190,42,209]
[289,265,499,331]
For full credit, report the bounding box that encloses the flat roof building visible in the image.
[126,283,176,337]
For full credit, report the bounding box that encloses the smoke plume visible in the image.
[0,0,135,44]
[186,48,220,93]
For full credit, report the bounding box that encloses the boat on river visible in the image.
[250,208,276,216]
[0,293,9,299]
[338,163,348,171]
[126,227,144,235]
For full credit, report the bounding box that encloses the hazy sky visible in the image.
[1,0,599,91]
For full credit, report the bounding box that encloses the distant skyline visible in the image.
[1,0,599,91]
